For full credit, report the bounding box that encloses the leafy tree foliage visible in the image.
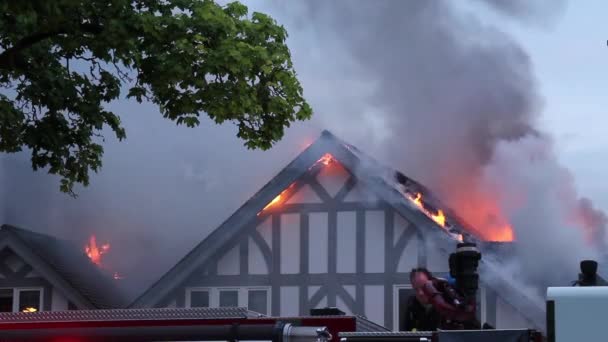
[0,0,312,195]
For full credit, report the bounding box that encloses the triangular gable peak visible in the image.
[130,130,543,331]
[130,131,369,307]
[131,131,488,307]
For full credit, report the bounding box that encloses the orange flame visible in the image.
[258,183,297,215]
[22,307,37,313]
[258,154,336,216]
[406,190,514,242]
[318,153,333,166]
[262,194,282,211]
[407,193,447,228]
[410,193,423,208]
[431,209,446,227]
[84,235,110,266]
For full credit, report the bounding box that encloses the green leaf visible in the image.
[0,0,313,195]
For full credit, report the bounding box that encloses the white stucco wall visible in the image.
[365,210,385,273]
[337,211,357,273]
[280,286,299,316]
[315,161,350,197]
[286,185,322,204]
[364,285,385,325]
[280,214,300,274]
[395,213,418,272]
[217,245,239,275]
[309,212,328,274]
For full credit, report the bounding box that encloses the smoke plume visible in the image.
[267,0,604,297]
[0,0,603,305]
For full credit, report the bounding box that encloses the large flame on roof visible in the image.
[406,191,513,242]
[84,235,126,280]
[85,235,109,266]
[407,193,447,228]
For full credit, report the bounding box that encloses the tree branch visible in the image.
[0,23,103,70]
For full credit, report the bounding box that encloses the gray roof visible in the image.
[0,224,127,309]
[130,130,545,329]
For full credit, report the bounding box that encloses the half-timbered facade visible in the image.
[0,224,126,312]
[132,130,545,331]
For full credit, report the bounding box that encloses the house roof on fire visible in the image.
[131,130,546,329]
[0,224,127,309]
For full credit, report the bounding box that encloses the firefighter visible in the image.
[404,268,477,331]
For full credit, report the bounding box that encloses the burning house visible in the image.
[0,224,127,312]
[131,130,545,331]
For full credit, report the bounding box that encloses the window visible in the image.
[219,290,239,307]
[0,288,42,313]
[0,289,12,312]
[185,287,270,315]
[190,290,210,308]
[247,289,268,315]
[18,290,41,312]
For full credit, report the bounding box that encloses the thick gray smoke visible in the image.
[266,0,605,297]
[0,0,602,305]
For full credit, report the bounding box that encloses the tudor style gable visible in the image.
[0,225,127,312]
[132,130,545,332]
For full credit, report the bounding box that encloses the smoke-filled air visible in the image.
[263,0,606,297]
[0,0,605,302]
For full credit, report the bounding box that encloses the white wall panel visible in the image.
[337,211,357,273]
[280,214,300,274]
[343,285,356,299]
[425,238,449,272]
[308,286,321,300]
[280,286,299,316]
[248,237,269,275]
[217,245,239,275]
[285,185,322,204]
[365,210,385,273]
[256,217,273,252]
[309,213,328,274]
[364,285,385,326]
[395,213,418,272]
[343,182,378,203]
[316,162,350,197]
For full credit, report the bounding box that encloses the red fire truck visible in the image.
[0,306,544,342]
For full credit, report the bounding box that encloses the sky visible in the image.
[1,0,607,298]
[507,1,608,205]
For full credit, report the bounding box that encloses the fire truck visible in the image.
[0,276,596,341]
[0,287,604,342]
[0,305,545,342]
[0,241,600,342]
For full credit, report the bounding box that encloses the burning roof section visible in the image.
[320,131,514,244]
[131,130,548,330]
[0,224,128,309]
